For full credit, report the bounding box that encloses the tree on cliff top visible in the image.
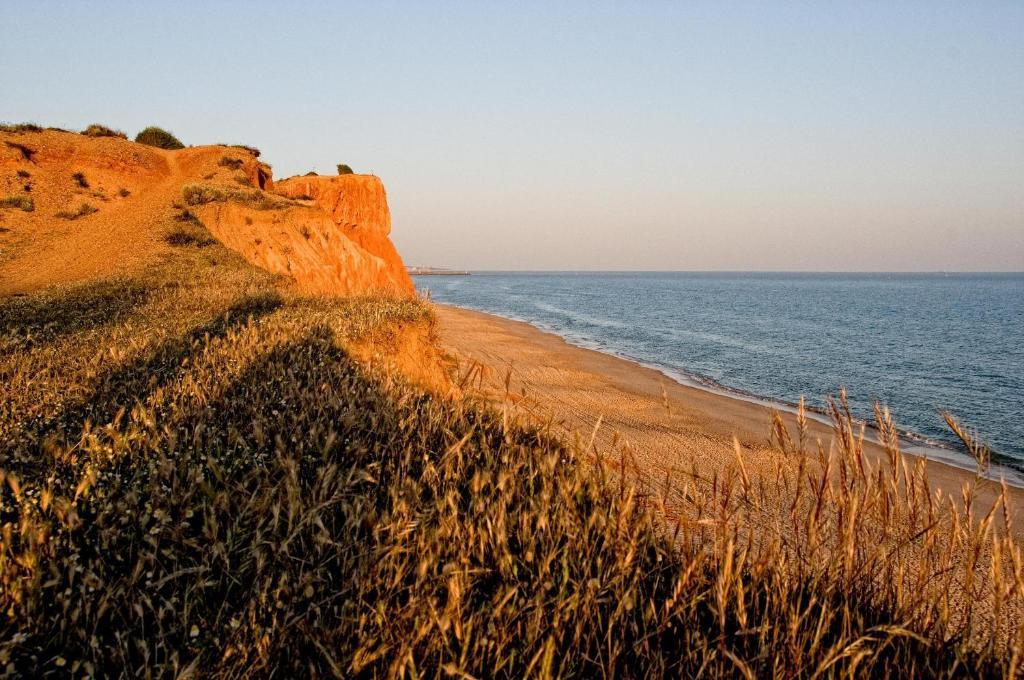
[336,163,354,175]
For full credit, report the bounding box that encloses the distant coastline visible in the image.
[407,266,471,276]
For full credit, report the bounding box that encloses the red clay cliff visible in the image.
[0,127,414,297]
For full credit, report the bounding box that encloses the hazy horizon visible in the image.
[3,1,1021,272]
[415,268,1024,274]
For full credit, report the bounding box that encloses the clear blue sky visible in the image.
[2,1,1022,270]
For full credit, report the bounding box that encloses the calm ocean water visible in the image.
[415,272,1024,472]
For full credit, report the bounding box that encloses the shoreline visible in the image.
[430,300,1023,487]
[431,302,1024,523]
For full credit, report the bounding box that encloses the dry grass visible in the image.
[0,196,34,212]
[0,240,1021,677]
[55,202,97,220]
[183,184,294,211]
[218,156,244,170]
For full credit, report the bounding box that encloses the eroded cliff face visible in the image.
[274,175,414,294]
[194,172,414,297]
[193,200,411,296]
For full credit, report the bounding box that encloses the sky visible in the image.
[2,1,1022,271]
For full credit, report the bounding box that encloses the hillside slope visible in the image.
[0,128,412,297]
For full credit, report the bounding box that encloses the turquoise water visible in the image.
[415,272,1024,472]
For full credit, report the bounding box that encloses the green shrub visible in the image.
[55,202,97,220]
[304,171,318,176]
[118,188,130,198]
[0,195,34,212]
[135,126,185,150]
[218,156,244,170]
[232,144,260,157]
[16,170,30,178]
[71,171,89,188]
[336,163,354,175]
[82,124,127,139]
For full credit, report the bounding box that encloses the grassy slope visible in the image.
[0,231,1018,677]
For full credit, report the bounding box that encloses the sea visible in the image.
[414,272,1024,476]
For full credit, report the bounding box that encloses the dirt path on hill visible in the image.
[0,147,183,295]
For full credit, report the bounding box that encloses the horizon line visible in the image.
[411,268,1024,275]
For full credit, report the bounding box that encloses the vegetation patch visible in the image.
[232,144,260,157]
[135,126,185,150]
[182,184,291,211]
[55,202,97,220]
[0,122,43,133]
[82,123,127,139]
[117,187,130,198]
[304,171,318,176]
[16,170,30,179]
[0,195,34,212]
[336,163,354,175]
[182,184,227,206]
[71,171,89,188]
[164,227,216,247]
[218,156,244,170]
[174,206,203,225]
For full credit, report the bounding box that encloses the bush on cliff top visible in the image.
[232,144,260,157]
[135,126,184,150]
[336,163,354,175]
[0,122,43,133]
[82,123,127,139]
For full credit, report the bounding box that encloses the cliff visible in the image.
[0,127,414,297]
[273,174,414,294]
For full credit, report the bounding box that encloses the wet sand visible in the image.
[433,303,1024,532]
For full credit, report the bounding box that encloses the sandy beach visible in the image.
[433,303,1024,532]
